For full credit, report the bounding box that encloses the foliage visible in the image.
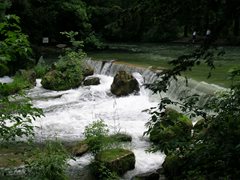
[25,140,70,180]
[60,31,84,51]
[0,70,36,97]
[0,0,11,18]
[145,108,192,155]
[0,14,33,74]
[41,31,86,91]
[84,120,110,155]
[0,95,43,143]
[143,27,240,180]
[84,32,105,50]
[34,64,49,78]
[9,0,92,44]
[91,161,119,180]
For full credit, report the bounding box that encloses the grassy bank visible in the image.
[88,43,240,87]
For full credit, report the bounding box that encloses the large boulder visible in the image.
[41,59,84,91]
[83,77,100,86]
[95,148,135,176]
[111,71,139,96]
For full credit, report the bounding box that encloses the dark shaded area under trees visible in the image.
[2,0,240,45]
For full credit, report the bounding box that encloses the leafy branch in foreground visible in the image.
[144,26,240,180]
[0,95,43,143]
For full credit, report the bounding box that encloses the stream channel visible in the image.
[0,57,223,179]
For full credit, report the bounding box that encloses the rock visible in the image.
[95,148,135,175]
[41,58,83,91]
[56,44,67,48]
[83,77,100,86]
[131,171,159,180]
[72,141,89,156]
[82,63,94,77]
[111,71,140,96]
[109,133,132,142]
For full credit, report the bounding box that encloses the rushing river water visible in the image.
[26,74,165,179]
[0,57,223,179]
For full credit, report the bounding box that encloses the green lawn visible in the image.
[88,43,240,87]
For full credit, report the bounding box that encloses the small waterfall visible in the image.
[85,59,224,103]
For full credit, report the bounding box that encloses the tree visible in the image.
[144,0,240,179]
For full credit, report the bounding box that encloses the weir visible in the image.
[85,58,224,105]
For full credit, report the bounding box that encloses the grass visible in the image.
[96,148,132,162]
[88,43,240,87]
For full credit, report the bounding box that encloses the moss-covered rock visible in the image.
[111,71,140,96]
[41,58,84,91]
[95,148,135,175]
[83,77,100,86]
[109,133,132,142]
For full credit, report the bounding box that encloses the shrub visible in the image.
[25,141,70,180]
[0,15,33,74]
[0,70,36,97]
[34,64,50,78]
[84,120,109,155]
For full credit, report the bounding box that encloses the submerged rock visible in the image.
[83,77,100,86]
[111,71,139,96]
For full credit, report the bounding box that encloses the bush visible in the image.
[0,70,36,97]
[147,108,192,155]
[41,51,85,91]
[25,141,70,180]
[0,15,33,74]
[41,31,87,91]
[34,64,50,78]
[84,120,109,155]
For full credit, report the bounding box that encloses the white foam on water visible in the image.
[0,76,13,83]
[28,74,165,178]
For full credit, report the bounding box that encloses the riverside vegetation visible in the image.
[1,0,240,179]
[0,12,135,180]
